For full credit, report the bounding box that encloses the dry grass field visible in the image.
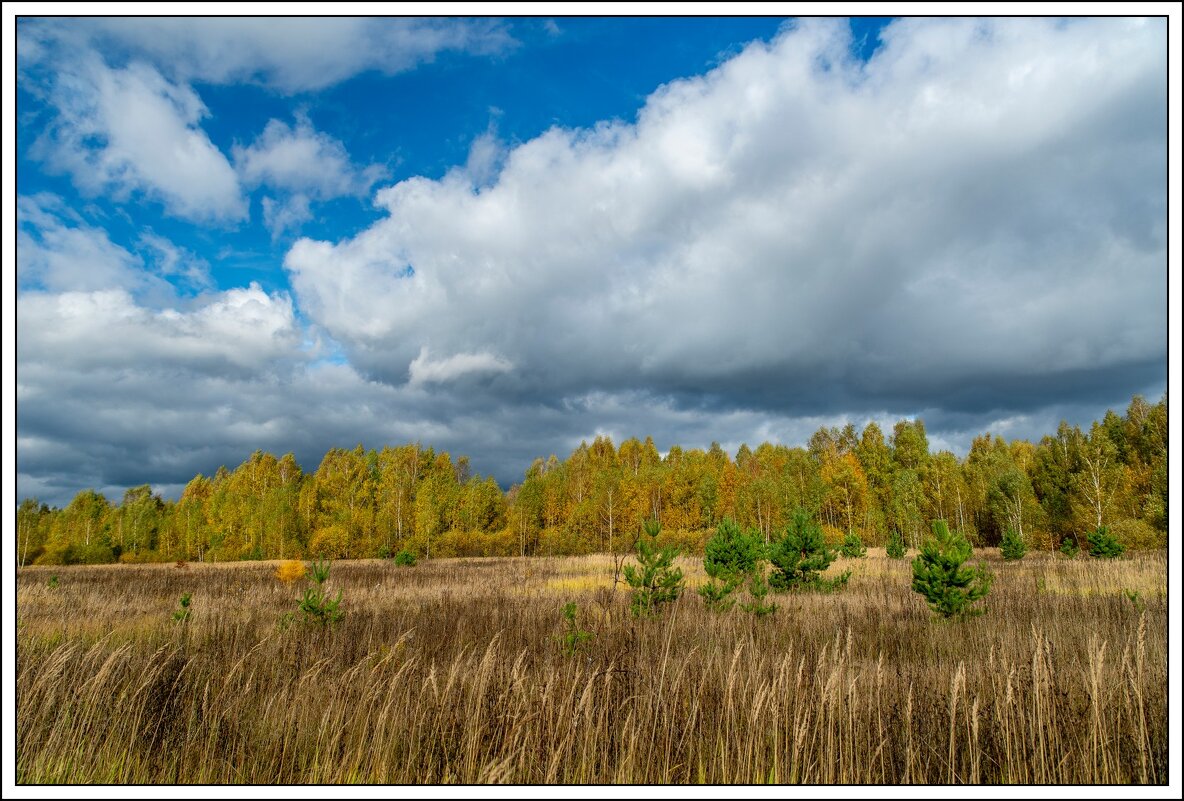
[16,550,1167,784]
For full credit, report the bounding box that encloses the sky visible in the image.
[9,14,1170,508]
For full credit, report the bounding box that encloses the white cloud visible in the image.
[18,194,216,303]
[29,56,246,222]
[17,283,301,374]
[285,18,1165,411]
[261,194,314,241]
[236,115,381,199]
[463,125,506,188]
[17,194,147,293]
[137,231,213,291]
[21,17,516,94]
[408,347,513,386]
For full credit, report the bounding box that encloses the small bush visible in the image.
[999,528,1027,561]
[46,575,59,589]
[839,531,867,559]
[1060,536,1080,558]
[740,573,777,617]
[911,520,992,619]
[275,559,307,584]
[1087,526,1124,559]
[886,530,906,559]
[298,560,343,626]
[557,602,594,655]
[394,549,417,567]
[175,560,188,570]
[172,593,192,623]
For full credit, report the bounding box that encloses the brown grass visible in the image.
[16,550,1167,784]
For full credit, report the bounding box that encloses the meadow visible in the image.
[16,549,1167,784]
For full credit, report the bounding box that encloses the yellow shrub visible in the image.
[275,559,307,584]
[821,524,845,547]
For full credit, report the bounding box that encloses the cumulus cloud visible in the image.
[286,17,1166,418]
[17,283,301,375]
[26,54,246,223]
[20,17,516,94]
[237,115,387,238]
[235,114,383,199]
[17,17,505,227]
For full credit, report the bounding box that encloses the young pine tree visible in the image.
[840,530,867,558]
[623,518,684,618]
[1086,526,1124,559]
[886,530,907,559]
[911,520,993,619]
[740,572,777,617]
[999,528,1027,561]
[699,518,763,612]
[768,509,850,592]
[298,559,344,626]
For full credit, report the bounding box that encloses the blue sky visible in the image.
[12,15,1168,506]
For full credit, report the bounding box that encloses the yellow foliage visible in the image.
[821,524,845,546]
[1109,518,1165,550]
[275,559,307,584]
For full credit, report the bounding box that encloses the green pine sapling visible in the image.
[557,601,594,655]
[623,518,684,618]
[1087,526,1124,559]
[911,520,993,619]
[840,530,867,558]
[699,518,762,612]
[172,592,192,623]
[768,509,850,593]
[999,528,1027,561]
[299,559,344,625]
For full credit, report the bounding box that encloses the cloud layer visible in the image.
[15,18,1168,506]
[286,18,1165,411]
[20,17,516,93]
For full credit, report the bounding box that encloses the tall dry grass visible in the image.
[16,550,1167,784]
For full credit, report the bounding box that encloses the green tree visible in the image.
[886,529,907,559]
[767,509,849,592]
[839,530,867,558]
[1086,526,1124,559]
[999,528,1027,561]
[298,559,344,626]
[623,518,684,617]
[911,520,992,618]
[698,518,762,611]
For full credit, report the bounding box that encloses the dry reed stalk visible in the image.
[15,553,1167,784]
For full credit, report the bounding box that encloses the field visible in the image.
[16,550,1167,784]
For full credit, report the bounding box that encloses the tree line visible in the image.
[16,394,1167,566]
